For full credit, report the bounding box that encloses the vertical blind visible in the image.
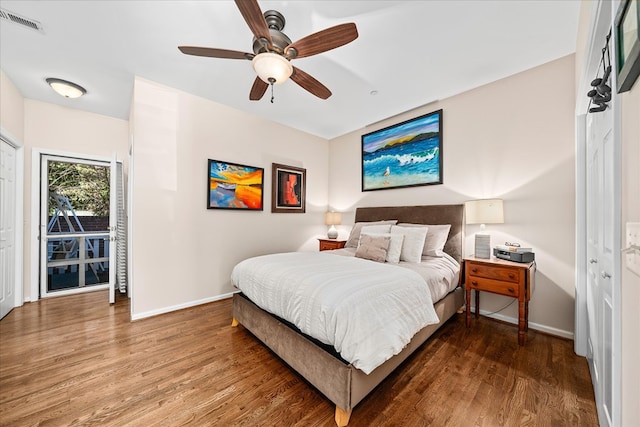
[116,162,127,293]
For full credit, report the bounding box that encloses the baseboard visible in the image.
[478,309,574,340]
[131,291,236,321]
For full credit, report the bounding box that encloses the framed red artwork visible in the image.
[271,163,306,213]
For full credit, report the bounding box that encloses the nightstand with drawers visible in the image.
[464,256,536,345]
[318,239,346,251]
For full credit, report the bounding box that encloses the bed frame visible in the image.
[231,204,465,426]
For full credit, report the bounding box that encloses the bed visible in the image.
[231,204,465,426]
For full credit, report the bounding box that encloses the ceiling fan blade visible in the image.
[234,0,272,45]
[291,67,332,99]
[286,23,358,59]
[249,77,269,101]
[179,46,253,60]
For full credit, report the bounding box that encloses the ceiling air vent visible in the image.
[0,8,44,33]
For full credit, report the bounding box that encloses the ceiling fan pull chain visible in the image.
[269,77,275,103]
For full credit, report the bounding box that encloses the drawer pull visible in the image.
[471,281,478,286]
[508,273,515,279]
[508,287,515,293]
[471,268,478,273]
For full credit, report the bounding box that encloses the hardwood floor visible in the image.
[0,291,598,426]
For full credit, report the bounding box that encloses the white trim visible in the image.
[575,113,588,356]
[32,148,111,163]
[40,284,109,299]
[0,128,24,309]
[127,133,134,312]
[610,5,623,421]
[130,292,236,321]
[477,309,574,340]
[30,149,40,301]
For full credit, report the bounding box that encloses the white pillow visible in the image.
[360,231,405,264]
[423,224,451,256]
[398,223,451,257]
[345,220,397,248]
[391,225,428,263]
[359,224,393,239]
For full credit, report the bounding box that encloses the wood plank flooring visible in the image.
[0,291,598,426]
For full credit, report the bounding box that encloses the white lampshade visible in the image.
[324,211,342,226]
[465,199,504,225]
[252,52,293,85]
[46,78,86,98]
[325,211,342,240]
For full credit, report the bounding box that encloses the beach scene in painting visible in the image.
[209,161,263,209]
[362,111,441,191]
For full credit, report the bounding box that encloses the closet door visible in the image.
[585,94,615,427]
[0,140,17,319]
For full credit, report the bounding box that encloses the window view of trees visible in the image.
[48,161,110,216]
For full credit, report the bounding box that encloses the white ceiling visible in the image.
[0,1,581,140]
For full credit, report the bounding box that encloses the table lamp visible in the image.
[465,199,504,258]
[324,211,342,239]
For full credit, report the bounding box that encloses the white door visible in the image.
[0,140,17,319]
[109,154,117,304]
[585,96,615,427]
[39,154,117,300]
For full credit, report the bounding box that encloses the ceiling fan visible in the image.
[178,0,358,102]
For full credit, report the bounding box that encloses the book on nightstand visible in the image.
[494,244,533,253]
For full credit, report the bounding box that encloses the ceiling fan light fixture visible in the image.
[252,52,292,85]
[46,78,86,98]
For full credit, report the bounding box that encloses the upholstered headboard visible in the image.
[354,204,465,264]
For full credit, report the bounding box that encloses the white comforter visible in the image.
[231,251,439,374]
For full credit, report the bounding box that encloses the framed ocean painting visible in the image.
[207,159,264,210]
[271,163,306,213]
[361,109,443,191]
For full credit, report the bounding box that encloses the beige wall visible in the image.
[1,69,24,142]
[22,100,129,300]
[129,78,329,319]
[620,79,640,427]
[329,55,577,337]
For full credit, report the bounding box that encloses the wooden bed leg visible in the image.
[335,406,352,427]
[231,317,239,327]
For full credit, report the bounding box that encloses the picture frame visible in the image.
[207,159,264,210]
[361,109,443,192]
[615,0,640,93]
[271,163,306,213]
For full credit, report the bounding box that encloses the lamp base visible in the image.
[475,234,491,259]
[327,225,338,240]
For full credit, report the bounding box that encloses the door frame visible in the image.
[30,148,115,301]
[574,0,622,425]
[0,127,24,309]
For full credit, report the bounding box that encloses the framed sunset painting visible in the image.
[207,159,264,210]
[361,109,443,191]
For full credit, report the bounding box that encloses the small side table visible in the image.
[464,256,536,345]
[318,239,346,251]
